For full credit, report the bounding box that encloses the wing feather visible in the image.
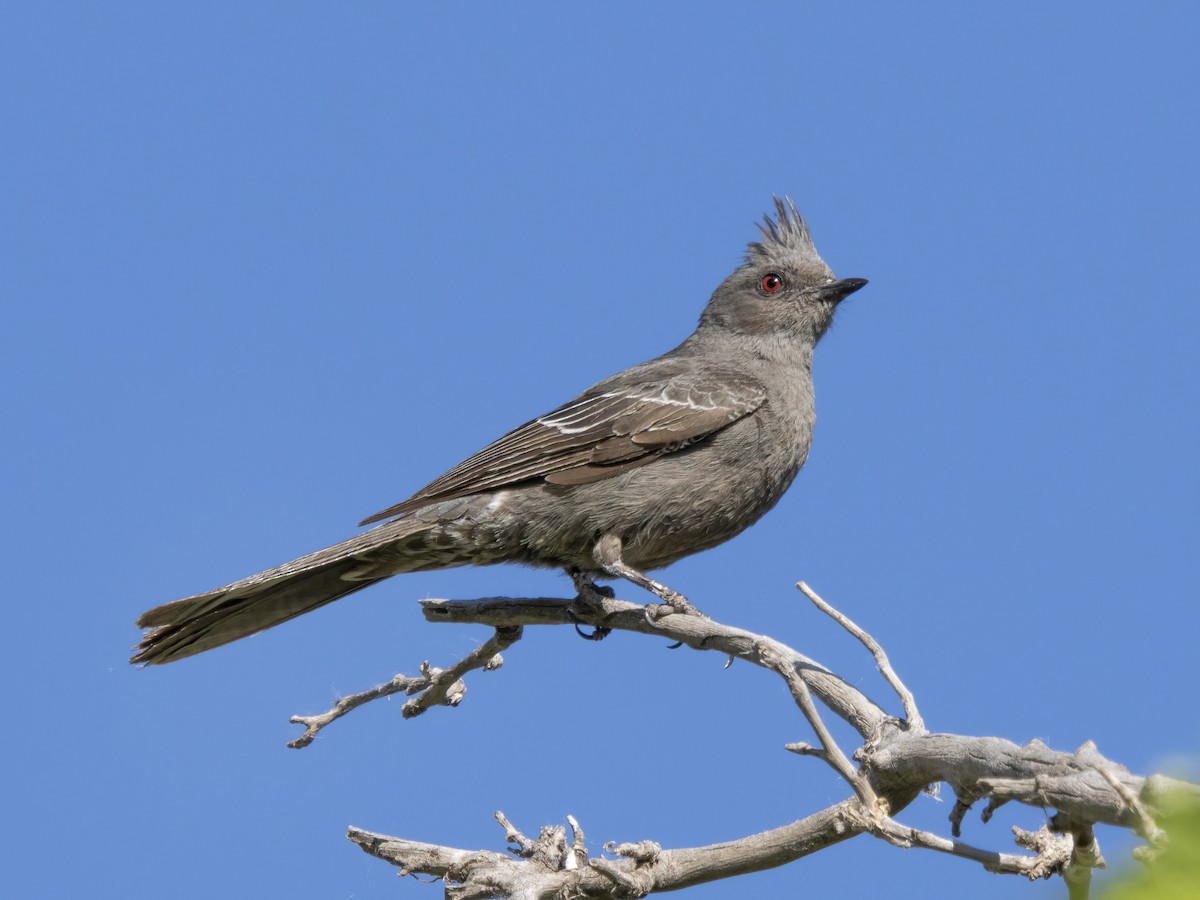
[359,367,766,525]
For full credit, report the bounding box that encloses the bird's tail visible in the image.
[131,518,424,666]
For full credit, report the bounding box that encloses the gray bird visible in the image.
[132,197,866,665]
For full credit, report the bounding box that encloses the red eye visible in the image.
[760,273,784,293]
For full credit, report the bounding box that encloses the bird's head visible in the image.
[699,197,867,347]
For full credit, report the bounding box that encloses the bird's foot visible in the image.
[566,568,615,640]
[643,592,705,626]
[566,606,612,641]
[654,585,691,611]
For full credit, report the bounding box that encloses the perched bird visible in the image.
[132,197,867,665]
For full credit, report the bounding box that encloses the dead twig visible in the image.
[797,581,923,731]
[288,625,521,748]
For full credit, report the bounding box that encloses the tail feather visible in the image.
[132,518,422,665]
[131,561,385,665]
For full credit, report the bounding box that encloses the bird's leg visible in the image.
[566,567,613,640]
[591,534,701,618]
[568,567,614,599]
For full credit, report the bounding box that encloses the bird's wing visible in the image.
[359,367,766,525]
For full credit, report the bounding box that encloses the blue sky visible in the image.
[3,4,1198,898]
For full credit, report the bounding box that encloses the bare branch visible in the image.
[867,815,1071,878]
[330,585,1200,897]
[589,856,652,897]
[496,811,535,858]
[421,594,892,741]
[605,839,661,864]
[288,625,521,748]
[347,825,484,877]
[759,641,877,807]
[1096,763,1165,848]
[402,626,522,720]
[784,741,828,762]
[948,790,981,838]
[797,580,924,731]
[565,816,587,870]
[1010,826,1078,880]
[862,732,1175,830]
[1058,821,1104,900]
[289,673,425,750]
[349,803,866,897]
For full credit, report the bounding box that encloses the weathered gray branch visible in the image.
[759,639,878,806]
[421,594,894,740]
[350,801,866,898]
[288,625,521,748]
[797,580,924,731]
[311,588,1195,898]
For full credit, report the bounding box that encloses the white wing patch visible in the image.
[537,393,619,434]
[537,385,740,437]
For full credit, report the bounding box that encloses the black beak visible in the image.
[815,277,869,302]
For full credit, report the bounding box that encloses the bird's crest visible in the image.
[744,196,824,267]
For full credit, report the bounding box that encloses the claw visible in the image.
[566,605,611,641]
[574,622,611,641]
[643,603,677,628]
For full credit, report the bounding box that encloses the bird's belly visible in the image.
[496,420,809,572]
